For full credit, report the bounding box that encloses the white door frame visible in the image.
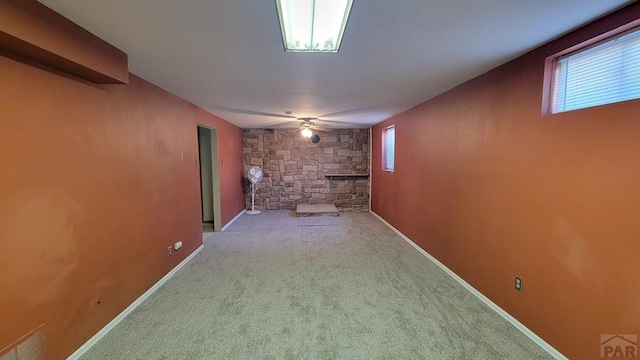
[197,124,222,232]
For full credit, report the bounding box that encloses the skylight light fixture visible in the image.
[276,0,354,53]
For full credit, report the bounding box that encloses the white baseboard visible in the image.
[221,209,245,232]
[369,211,567,360]
[67,244,205,360]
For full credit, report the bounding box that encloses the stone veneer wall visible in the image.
[243,128,369,211]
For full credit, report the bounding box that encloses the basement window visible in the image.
[382,125,395,172]
[547,25,640,114]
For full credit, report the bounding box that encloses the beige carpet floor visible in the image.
[81,210,554,359]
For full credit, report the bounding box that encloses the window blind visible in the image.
[383,126,395,171]
[552,27,640,113]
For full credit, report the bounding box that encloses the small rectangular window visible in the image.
[382,125,395,172]
[550,26,640,114]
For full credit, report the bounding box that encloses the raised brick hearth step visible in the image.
[295,204,340,217]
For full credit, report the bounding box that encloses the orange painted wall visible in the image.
[372,4,640,360]
[0,52,244,359]
[0,0,129,84]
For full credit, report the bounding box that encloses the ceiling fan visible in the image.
[292,118,328,140]
[299,118,328,129]
[211,106,370,130]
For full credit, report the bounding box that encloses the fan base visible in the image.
[246,210,261,215]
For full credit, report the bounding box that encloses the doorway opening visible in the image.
[197,125,222,233]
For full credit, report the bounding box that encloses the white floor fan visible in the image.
[246,166,263,215]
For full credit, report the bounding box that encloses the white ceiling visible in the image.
[39,0,632,129]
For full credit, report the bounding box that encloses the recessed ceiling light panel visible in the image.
[276,0,354,53]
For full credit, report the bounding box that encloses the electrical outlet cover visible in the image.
[515,276,522,291]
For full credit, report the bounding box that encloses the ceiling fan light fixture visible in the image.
[276,0,353,53]
[301,127,313,138]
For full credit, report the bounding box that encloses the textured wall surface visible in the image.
[371,4,640,360]
[243,128,369,211]
[0,55,244,360]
